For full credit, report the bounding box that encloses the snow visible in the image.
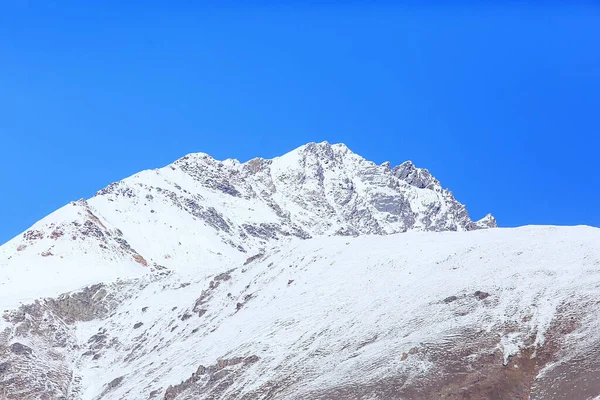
[65,226,600,398]
[0,202,146,310]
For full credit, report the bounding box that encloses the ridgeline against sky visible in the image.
[1,2,599,244]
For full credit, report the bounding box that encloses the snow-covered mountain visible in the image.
[3,142,599,400]
[0,142,494,308]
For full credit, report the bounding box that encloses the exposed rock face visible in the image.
[163,355,260,400]
[0,281,143,399]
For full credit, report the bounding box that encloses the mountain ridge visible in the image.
[0,142,495,308]
[168,141,495,230]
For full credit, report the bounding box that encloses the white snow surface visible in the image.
[66,226,600,399]
[0,201,146,310]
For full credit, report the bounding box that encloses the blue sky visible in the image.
[1,2,599,244]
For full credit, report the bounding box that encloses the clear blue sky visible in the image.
[1,2,599,244]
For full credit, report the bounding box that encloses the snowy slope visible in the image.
[78,226,600,400]
[0,199,148,310]
[2,226,600,400]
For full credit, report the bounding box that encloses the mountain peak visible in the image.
[0,142,496,306]
[290,141,353,158]
[110,142,496,240]
[0,142,515,400]
[474,213,497,229]
[392,160,439,190]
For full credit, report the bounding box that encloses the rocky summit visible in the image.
[2,142,599,400]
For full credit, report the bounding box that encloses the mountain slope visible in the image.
[1,226,600,400]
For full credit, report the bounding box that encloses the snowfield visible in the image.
[2,226,599,399]
[70,226,600,399]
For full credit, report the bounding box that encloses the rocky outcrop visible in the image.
[0,280,144,399]
[163,355,260,400]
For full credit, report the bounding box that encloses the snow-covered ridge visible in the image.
[0,142,494,307]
